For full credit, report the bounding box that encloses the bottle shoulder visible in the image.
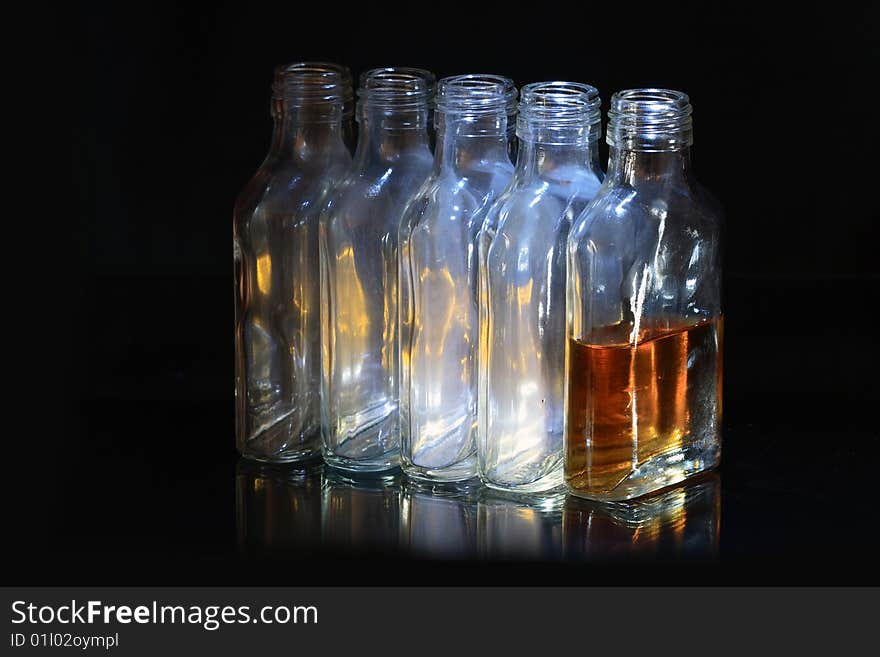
[570,178,723,247]
[402,163,516,232]
[327,155,434,208]
[234,155,350,229]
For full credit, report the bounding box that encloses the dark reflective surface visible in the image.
[26,277,878,584]
[236,460,720,562]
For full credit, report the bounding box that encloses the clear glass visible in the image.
[478,82,604,492]
[399,74,517,482]
[320,67,435,472]
[234,62,353,462]
[565,89,723,500]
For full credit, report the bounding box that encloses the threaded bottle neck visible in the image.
[606,88,693,152]
[356,67,434,130]
[435,74,517,138]
[271,61,353,122]
[517,81,601,146]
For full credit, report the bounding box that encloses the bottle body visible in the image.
[234,63,353,462]
[479,82,604,492]
[565,89,723,500]
[320,68,435,472]
[399,75,517,482]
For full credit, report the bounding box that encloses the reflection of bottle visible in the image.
[234,63,353,462]
[400,482,478,559]
[235,459,324,556]
[563,473,720,560]
[320,469,401,554]
[477,490,564,561]
[320,68,436,473]
[566,89,723,500]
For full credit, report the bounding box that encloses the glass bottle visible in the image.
[320,67,435,472]
[565,89,723,500]
[399,74,517,482]
[479,81,604,493]
[234,62,353,462]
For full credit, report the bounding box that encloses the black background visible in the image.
[17,2,878,585]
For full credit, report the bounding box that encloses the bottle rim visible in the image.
[607,88,693,150]
[357,67,435,109]
[517,81,602,145]
[272,62,354,109]
[435,74,517,116]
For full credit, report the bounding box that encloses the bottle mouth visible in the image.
[606,88,693,151]
[435,74,517,116]
[357,67,435,109]
[272,62,354,111]
[517,81,601,144]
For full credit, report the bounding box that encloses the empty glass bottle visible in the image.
[399,74,517,482]
[234,62,353,462]
[566,89,723,500]
[479,82,604,492]
[320,67,435,472]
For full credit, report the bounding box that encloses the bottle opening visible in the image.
[436,74,517,116]
[272,62,353,112]
[517,81,601,145]
[607,88,693,151]
[358,67,435,110]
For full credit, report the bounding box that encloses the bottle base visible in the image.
[239,447,323,465]
[323,452,400,474]
[481,484,567,510]
[566,444,721,501]
[238,429,323,464]
[402,454,478,485]
[481,465,565,495]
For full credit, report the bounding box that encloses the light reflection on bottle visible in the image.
[235,459,323,556]
[563,472,720,560]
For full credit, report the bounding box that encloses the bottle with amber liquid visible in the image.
[565,89,723,500]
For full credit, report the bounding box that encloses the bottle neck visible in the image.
[515,139,602,181]
[434,111,511,171]
[353,106,432,167]
[270,106,349,164]
[605,146,692,186]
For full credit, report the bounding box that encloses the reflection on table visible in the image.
[236,459,719,561]
[563,474,720,560]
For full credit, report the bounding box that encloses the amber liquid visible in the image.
[565,316,723,497]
